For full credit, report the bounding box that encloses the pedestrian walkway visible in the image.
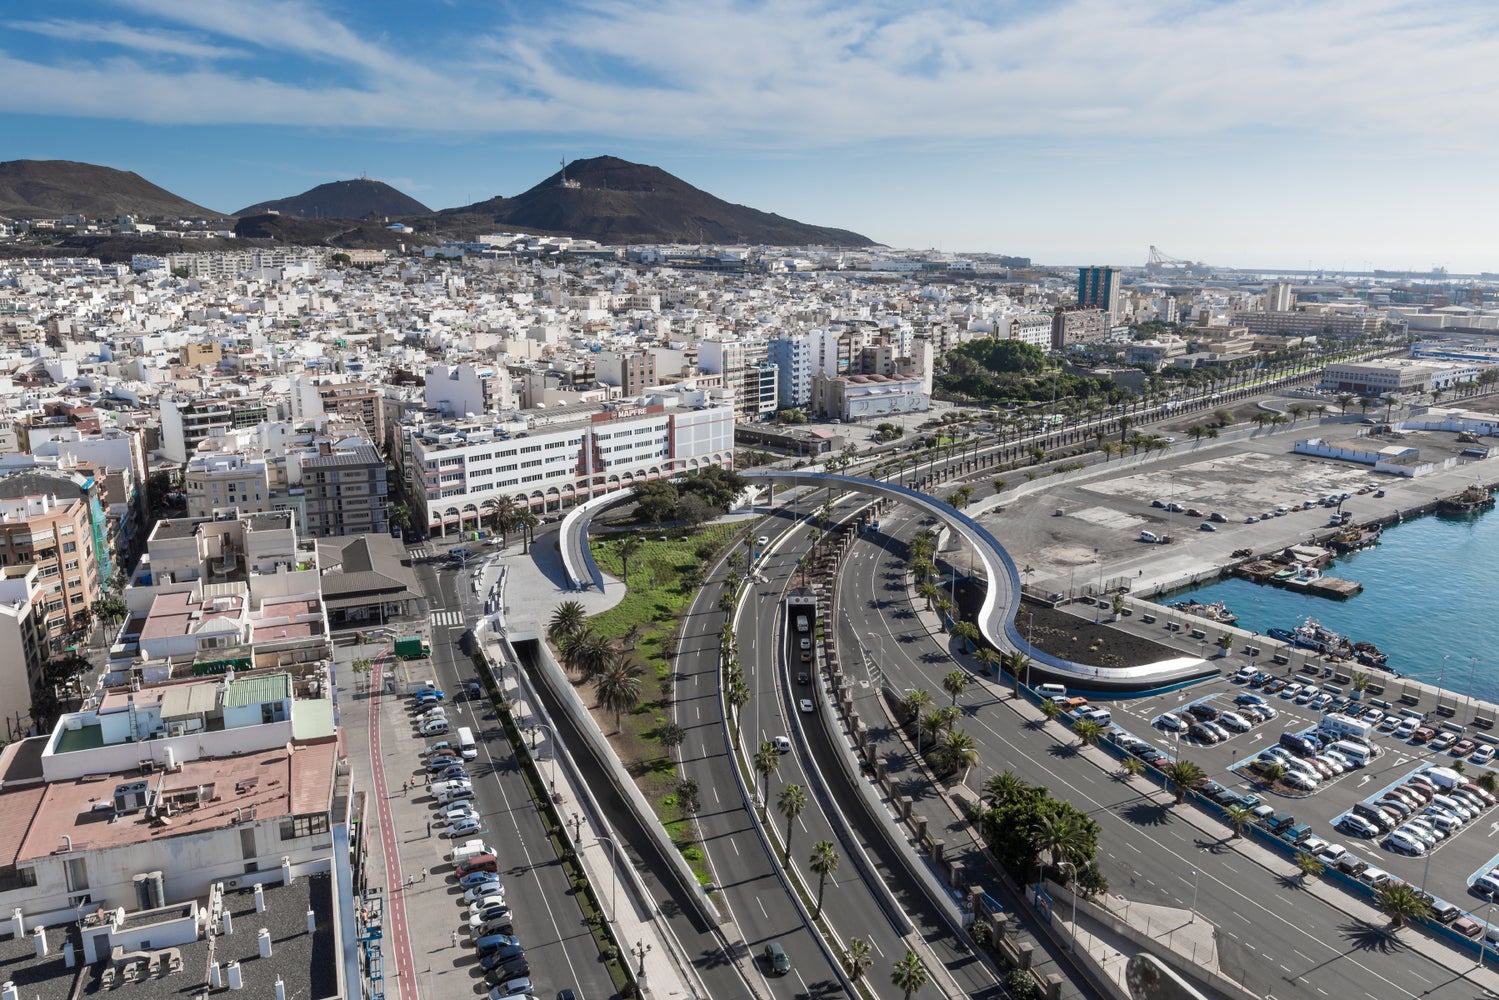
[429,609,466,628]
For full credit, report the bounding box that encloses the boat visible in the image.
[1329,523,1382,552]
[1290,617,1349,656]
[1438,483,1496,515]
[1352,641,1389,668]
[1170,600,1238,624]
[1272,562,1303,581]
[1284,565,1324,587]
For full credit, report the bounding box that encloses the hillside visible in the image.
[434,156,874,246]
[0,160,221,219]
[235,178,431,220]
[233,214,415,249]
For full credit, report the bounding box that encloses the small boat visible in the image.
[1291,617,1349,655]
[1267,627,1296,644]
[1284,565,1323,587]
[1352,641,1389,668]
[1171,600,1239,624]
[1438,483,1496,515]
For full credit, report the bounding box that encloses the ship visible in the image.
[1437,483,1496,515]
[1329,523,1382,552]
[1170,599,1238,624]
[1267,617,1390,669]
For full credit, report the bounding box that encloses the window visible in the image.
[62,541,76,553]
[63,857,89,892]
[279,814,330,840]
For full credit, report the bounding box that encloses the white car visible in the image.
[468,894,507,916]
[446,818,486,838]
[1283,771,1318,791]
[799,698,814,714]
[772,736,792,753]
[463,882,504,904]
[1154,713,1187,732]
[1218,712,1252,733]
[439,803,478,823]
[757,535,769,546]
[492,978,532,998]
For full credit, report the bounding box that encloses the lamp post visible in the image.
[1057,860,1078,951]
[1482,903,1496,968]
[1189,869,1200,924]
[632,939,653,975]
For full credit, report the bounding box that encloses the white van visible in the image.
[1036,683,1068,700]
[420,718,450,736]
[1083,707,1112,726]
[1139,530,1159,543]
[456,726,478,761]
[1328,739,1370,766]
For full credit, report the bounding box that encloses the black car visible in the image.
[1188,723,1219,744]
[480,946,526,969]
[1186,703,1220,721]
[488,958,531,984]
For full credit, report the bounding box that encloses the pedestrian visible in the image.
[420,867,427,882]
[426,820,431,837]
[450,929,459,947]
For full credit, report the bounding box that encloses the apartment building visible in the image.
[1077,266,1122,324]
[595,351,658,397]
[767,335,813,408]
[185,452,272,519]
[809,372,930,422]
[0,564,50,738]
[1051,308,1109,350]
[315,381,386,448]
[1004,314,1054,350]
[0,494,101,650]
[295,442,388,537]
[159,397,270,464]
[399,398,734,537]
[1231,309,1382,340]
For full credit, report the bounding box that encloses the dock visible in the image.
[1231,560,1362,598]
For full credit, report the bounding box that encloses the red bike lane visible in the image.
[368,654,417,1000]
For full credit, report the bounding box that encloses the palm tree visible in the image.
[1376,882,1431,929]
[890,949,928,1000]
[388,501,411,535]
[934,597,954,630]
[547,600,588,646]
[1032,809,1091,878]
[950,620,980,653]
[776,784,808,861]
[1072,718,1104,748]
[1002,649,1031,695]
[981,772,1026,815]
[1224,804,1252,838]
[916,581,941,612]
[1164,759,1206,804]
[481,495,519,546]
[1259,761,1286,787]
[754,740,781,808]
[1040,699,1062,724]
[1120,756,1146,781]
[920,711,947,755]
[596,659,643,733]
[942,669,970,708]
[1295,853,1325,883]
[727,679,750,722]
[615,535,644,585]
[1336,393,1354,414]
[572,630,615,683]
[514,507,540,552]
[809,840,840,917]
[1117,414,1133,443]
[936,728,980,784]
[975,646,1000,677]
[903,688,933,727]
[846,937,873,984]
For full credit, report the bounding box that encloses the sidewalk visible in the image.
[478,544,703,1000]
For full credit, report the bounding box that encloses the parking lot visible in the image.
[1098,670,1499,925]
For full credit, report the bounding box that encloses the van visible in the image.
[1139,530,1159,543]
[1282,822,1313,846]
[457,726,478,761]
[1319,713,1375,741]
[1328,740,1370,766]
[1428,898,1461,924]
[451,839,493,865]
[1279,731,1318,756]
[1036,683,1067,700]
[1083,707,1112,726]
[420,719,450,736]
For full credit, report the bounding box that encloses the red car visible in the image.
[1451,739,1478,758]
[1410,726,1436,744]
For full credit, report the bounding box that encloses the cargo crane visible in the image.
[1146,245,1214,276]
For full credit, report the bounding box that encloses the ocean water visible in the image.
[1154,508,1499,704]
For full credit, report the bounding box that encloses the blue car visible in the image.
[460,871,502,889]
[414,690,445,705]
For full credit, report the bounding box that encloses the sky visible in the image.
[5,0,1499,273]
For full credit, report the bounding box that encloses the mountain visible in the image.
[232,213,414,249]
[235,178,431,220]
[0,159,221,219]
[434,156,874,246]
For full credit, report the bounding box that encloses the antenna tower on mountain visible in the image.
[559,158,580,190]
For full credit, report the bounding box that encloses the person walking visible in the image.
[450,929,459,947]
[420,867,427,882]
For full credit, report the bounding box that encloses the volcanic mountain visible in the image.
[0,160,222,219]
[235,178,431,220]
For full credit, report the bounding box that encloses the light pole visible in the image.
[632,939,652,975]
[528,723,557,797]
[1058,860,1078,951]
[1482,903,1496,968]
[1189,869,1199,924]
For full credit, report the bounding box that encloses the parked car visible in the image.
[460,870,501,889]
[1219,712,1252,733]
[1473,744,1497,765]
[1410,726,1436,744]
[446,818,486,838]
[1186,703,1220,721]
[1188,723,1219,745]
[1338,813,1380,838]
[464,882,505,904]
[1430,731,1459,752]
[1155,713,1187,732]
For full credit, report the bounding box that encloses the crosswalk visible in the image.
[430,610,466,628]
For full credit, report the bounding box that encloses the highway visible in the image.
[835,500,1491,1000]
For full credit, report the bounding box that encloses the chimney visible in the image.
[226,961,243,990]
[257,928,271,959]
[253,882,265,913]
[221,909,233,936]
[32,927,46,958]
[305,909,315,934]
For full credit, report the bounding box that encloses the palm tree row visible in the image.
[547,599,645,733]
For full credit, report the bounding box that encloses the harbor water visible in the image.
[1155,509,1499,704]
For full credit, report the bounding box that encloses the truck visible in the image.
[1425,765,1466,790]
[794,614,810,634]
[396,636,430,660]
[1318,713,1374,741]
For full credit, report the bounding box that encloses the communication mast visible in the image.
[558,158,580,190]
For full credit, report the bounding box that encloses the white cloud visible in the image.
[8,18,244,59]
[4,0,1499,152]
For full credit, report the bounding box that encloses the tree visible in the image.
[1120,756,1145,781]
[727,679,750,721]
[570,629,615,683]
[983,770,1029,810]
[890,949,928,1000]
[1032,808,1092,877]
[992,477,1007,496]
[1187,424,1207,441]
[975,646,1000,677]
[1164,759,1206,804]
[1375,882,1431,929]
[1117,414,1133,443]
[547,600,589,647]
[634,481,680,530]
[942,669,970,708]
[676,777,701,814]
[846,937,874,984]
[1216,633,1234,658]
[1040,699,1061,724]
[1336,393,1354,414]
[809,840,840,917]
[1259,761,1286,787]
[754,740,781,808]
[777,783,808,861]
[514,507,540,552]
[388,501,412,534]
[903,688,933,727]
[1072,718,1104,748]
[950,619,980,653]
[1295,853,1325,883]
[657,721,686,758]
[934,597,954,630]
[920,711,947,756]
[936,728,980,783]
[596,659,644,733]
[614,535,644,585]
[1224,804,1252,838]
[481,495,519,546]
[350,656,373,691]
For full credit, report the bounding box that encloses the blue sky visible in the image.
[5,0,1499,272]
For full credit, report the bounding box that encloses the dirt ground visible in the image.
[1014,600,1182,668]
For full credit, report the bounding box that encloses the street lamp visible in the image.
[1481,903,1496,968]
[1057,860,1078,951]
[632,939,653,975]
[1189,868,1200,923]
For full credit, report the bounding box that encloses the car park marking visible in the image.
[1489,821,1499,838]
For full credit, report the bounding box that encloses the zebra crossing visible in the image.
[429,610,466,628]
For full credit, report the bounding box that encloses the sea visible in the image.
[1154,508,1499,705]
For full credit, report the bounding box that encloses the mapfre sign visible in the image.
[591,403,663,423]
